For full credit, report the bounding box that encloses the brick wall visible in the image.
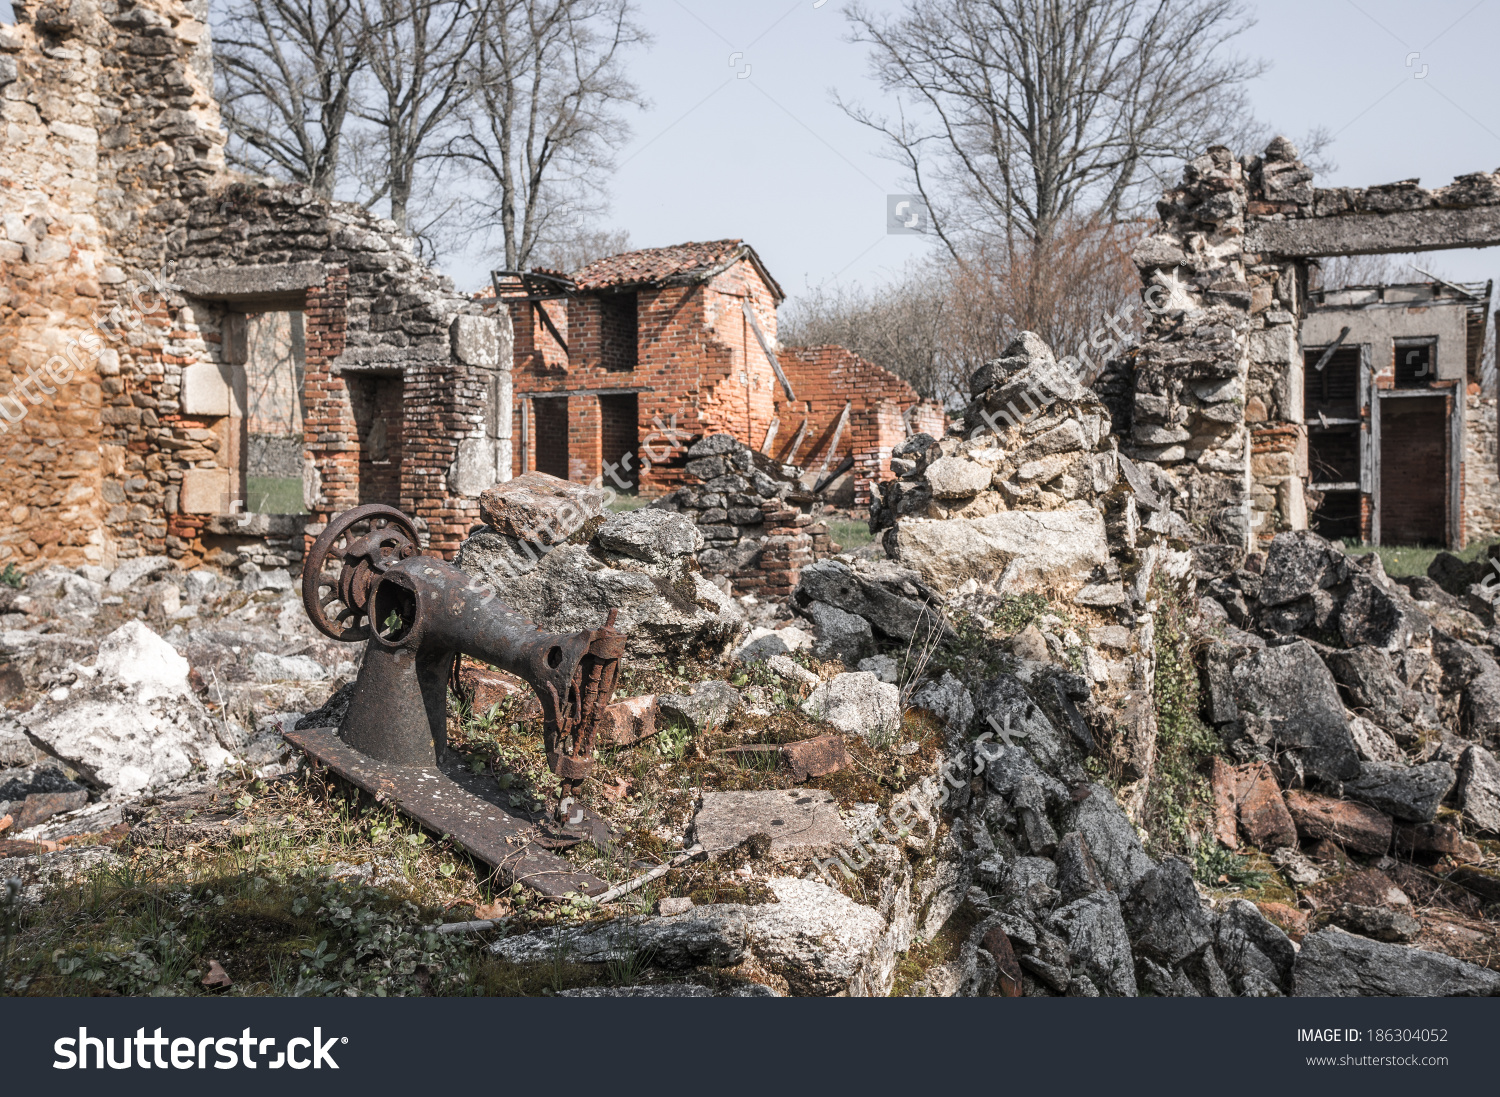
[0,0,512,571]
[775,345,945,506]
[507,259,783,492]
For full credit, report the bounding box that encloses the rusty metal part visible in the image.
[291,503,626,841]
[303,505,421,642]
[284,726,607,897]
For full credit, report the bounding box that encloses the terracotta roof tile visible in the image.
[572,239,779,295]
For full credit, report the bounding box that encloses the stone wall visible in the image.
[0,0,510,570]
[650,433,835,602]
[1118,139,1500,549]
[171,186,511,562]
[0,0,223,569]
[1467,393,1500,543]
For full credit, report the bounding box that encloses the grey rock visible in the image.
[1061,785,1155,894]
[1054,831,1108,904]
[924,456,992,499]
[691,789,847,861]
[686,433,739,457]
[1343,760,1456,823]
[1457,745,1500,832]
[885,505,1110,595]
[1338,573,1428,653]
[986,744,1067,856]
[1335,904,1421,943]
[240,565,293,593]
[1428,551,1489,597]
[1323,647,1438,742]
[975,673,1076,780]
[659,680,742,733]
[596,509,704,563]
[458,538,743,661]
[1047,890,1138,996]
[1231,641,1360,783]
[793,560,947,643]
[1120,857,1212,964]
[1216,898,1295,994]
[19,621,231,797]
[1258,531,1349,606]
[801,672,900,739]
[1293,927,1500,996]
[909,671,974,736]
[734,625,813,663]
[800,600,874,665]
[999,857,1061,918]
[492,876,890,996]
[107,555,175,593]
[856,654,899,683]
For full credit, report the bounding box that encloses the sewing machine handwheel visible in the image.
[302,504,421,642]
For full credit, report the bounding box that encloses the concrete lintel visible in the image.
[1246,206,1500,258]
[178,261,326,301]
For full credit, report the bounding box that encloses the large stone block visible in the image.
[178,468,229,515]
[450,313,505,368]
[179,362,232,417]
[476,470,605,542]
[888,503,1109,594]
[1248,325,1297,365]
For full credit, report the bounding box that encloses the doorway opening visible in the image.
[533,396,569,479]
[599,393,639,490]
[347,373,404,506]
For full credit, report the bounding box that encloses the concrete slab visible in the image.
[691,788,848,861]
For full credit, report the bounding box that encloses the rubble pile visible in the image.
[457,471,745,660]
[649,434,836,601]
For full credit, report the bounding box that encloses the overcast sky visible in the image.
[445,0,1500,305]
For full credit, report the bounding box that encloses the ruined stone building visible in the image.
[1300,276,1494,547]
[1112,137,1500,550]
[0,0,511,573]
[495,240,943,500]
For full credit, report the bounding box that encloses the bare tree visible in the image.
[780,265,954,403]
[353,0,488,232]
[214,0,369,197]
[783,218,1143,404]
[841,0,1267,251]
[446,0,648,270]
[528,226,633,273]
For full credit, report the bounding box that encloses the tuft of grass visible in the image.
[0,564,22,589]
[1141,584,1220,858]
[825,516,873,550]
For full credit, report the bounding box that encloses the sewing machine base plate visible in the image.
[284,725,609,898]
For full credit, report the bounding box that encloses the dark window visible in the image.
[600,293,638,371]
[533,397,569,479]
[1303,346,1360,419]
[1309,489,1361,542]
[1394,342,1435,387]
[1308,427,1359,485]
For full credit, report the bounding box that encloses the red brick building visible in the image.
[498,241,943,499]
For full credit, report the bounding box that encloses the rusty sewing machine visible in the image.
[280,503,624,897]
